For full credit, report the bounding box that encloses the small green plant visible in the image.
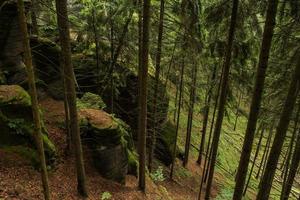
[7,118,26,135]
[150,166,165,182]
[77,92,106,110]
[101,191,112,200]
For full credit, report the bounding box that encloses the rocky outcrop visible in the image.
[0,85,56,166]
[79,108,137,183]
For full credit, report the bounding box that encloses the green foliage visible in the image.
[7,118,26,135]
[77,92,106,110]
[215,187,234,200]
[175,166,192,178]
[101,191,112,200]
[150,166,165,182]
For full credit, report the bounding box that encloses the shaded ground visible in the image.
[0,97,220,200]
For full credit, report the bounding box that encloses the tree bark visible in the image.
[170,56,185,179]
[183,60,198,167]
[256,124,274,179]
[233,90,242,131]
[281,128,300,200]
[256,52,300,200]
[204,0,239,198]
[197,64,217,164]
[243,126,265,196]
[17,0,50,199]
[55,0,88,196]
[138,0,151,192]
[233,0,279,199]
[148,0,165,172]
[281,102,300,199]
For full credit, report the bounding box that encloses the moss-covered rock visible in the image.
[155,120,183,166]
[77,92,106,110]
[0,85,56,166]
[79,108,137,183]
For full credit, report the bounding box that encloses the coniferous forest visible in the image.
[0,0,300,199]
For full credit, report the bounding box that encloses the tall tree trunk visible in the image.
[281,102,300,198]
[233,91,242,131]
[281,129,300,200]
[243,126,265,196]
[183,61,197,167]
[170,56,185,179]
[203,64,224,183]
[148,0,165,172]
[110,17,115,113]
[60,55,72,154]
[256,124,274,179]
[91,8,100,93]
[138,0,151,192]
[204,0,239,198]
[174,77,179,123]
[197,64,217,164]
[55,0,88,196]
[233,0,279,198]
[256,53,300,200]
[31,0,39,35]
[17,0,50,199]
[198,65,223,200]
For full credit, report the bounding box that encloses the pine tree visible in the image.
[17,0,50,199]
[138,0,151,192]
[257,51,300,200]
[204,0,239,198]
[149,0,165,172]
[233,0,279,198]
[55,0,88,196]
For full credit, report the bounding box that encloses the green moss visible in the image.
[77,92,106,110]
[0,85,31,106]
[127,149,138,176]
[0,86,56,165]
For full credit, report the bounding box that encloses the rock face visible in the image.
[78,108,137,183]
[72,57,175,166]
[0,85,56,166]
[0,0,30,85]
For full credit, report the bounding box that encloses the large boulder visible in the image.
[79,108,137,183]
[0,85,56,166]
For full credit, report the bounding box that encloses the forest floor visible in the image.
[0,97,220,200]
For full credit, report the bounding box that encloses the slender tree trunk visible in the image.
[55,0,88,196]
[281,102,300,199]
[31,0,39,35]
[243,126,265,196]
[91,8,100,93]
[138,0,143,73]
[205,1,239,198]
[148,0,165,172]
[256,52,300,200]
[138,0,151,192]
[183,60,198,167]
[198,65,223,199]
[170,56,185,179]
[281,128,300,200]
[197,64,217,164]
[281,146,290,171]
[174,78,179,123]
[110,17,115,113]
[233,0,279,199]
[17,1,50,199]
[60,55,72,154]
[203,65,224,184]
[233,91,242,131]
[256,124,274,179]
